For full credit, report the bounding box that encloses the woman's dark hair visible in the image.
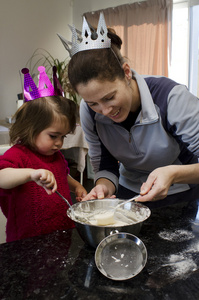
[68,28,126,92]
[10,96,77,150]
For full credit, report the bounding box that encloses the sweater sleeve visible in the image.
[0,146,26,170]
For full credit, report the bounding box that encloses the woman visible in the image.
[63,14,199,204]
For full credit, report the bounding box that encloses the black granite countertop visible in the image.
[1,193,199,299]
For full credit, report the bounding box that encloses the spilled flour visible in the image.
[147,228,198,284]
[164,253,197,278]
[158,229,195,242]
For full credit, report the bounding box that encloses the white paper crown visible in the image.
[57,12,111,57]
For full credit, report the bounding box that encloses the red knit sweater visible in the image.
[0,144,74,242]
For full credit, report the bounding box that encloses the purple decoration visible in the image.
[21,66,63,102]
[22,68,40,101]
[53,66,64,96]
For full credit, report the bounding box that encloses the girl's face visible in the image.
[76,65,140,123]
[35,119,70,156]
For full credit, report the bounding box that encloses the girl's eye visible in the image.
[49,135,57,139]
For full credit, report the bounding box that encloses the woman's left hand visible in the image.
[137,166,174,202]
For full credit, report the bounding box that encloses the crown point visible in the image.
[21,68,29,74]
[53,66,57,74]
[38,66,45,72]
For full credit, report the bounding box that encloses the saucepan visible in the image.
[67,198,151,248]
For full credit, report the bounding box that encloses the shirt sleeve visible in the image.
[167,85,199,159]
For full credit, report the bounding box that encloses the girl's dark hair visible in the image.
[10,96,77,150]
[68,28,126,92]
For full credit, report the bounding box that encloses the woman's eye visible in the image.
[49,135,57,139]
[88,103,96,107]
[105,95,114,101]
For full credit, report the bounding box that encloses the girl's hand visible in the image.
[137,167,174,202]
[81,184,116,201]
[75,185,87,202]
[31,169,57,195]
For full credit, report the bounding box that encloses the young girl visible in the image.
[0,96,87,242]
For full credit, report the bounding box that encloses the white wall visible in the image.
[0,0,73,120]
[0,0,139,121]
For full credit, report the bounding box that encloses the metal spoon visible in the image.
[55,190,72,209]
[56,190,78,220]
[56,191,92,223]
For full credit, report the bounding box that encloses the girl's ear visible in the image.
[122,62,132,80]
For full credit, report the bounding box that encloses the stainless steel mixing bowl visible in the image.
[67,198,151,248]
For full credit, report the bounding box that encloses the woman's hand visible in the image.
[82,178,116,201]
[137,166,174,202]
[82,183,116,201]
[31,169,57,195]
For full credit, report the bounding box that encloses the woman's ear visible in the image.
[122,63,132,80]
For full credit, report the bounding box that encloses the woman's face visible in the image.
[76,76,140,123]
[35,119,70,156]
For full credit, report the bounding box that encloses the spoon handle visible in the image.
[125,195,140,204]
[55,191,72,209]
[116,195,140,209]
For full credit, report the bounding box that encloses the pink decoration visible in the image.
[22,66,63,102]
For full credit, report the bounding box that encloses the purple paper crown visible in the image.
[21,66,64,102]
